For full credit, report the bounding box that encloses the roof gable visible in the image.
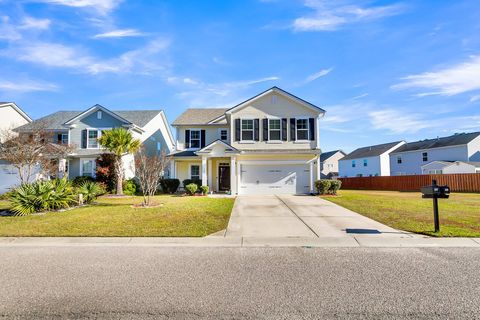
[0,102,32,123]
[64,104,132,126]
[225,86,325,115]
[320,150,345,162]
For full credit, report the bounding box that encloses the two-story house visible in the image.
[170,87,325,195]
[14,105,175,180]
[320,150,345,179]
[0,102,33,193]
[390,132,480,175]
[339,141,405,177]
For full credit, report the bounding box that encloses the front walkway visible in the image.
[225,195,418,238]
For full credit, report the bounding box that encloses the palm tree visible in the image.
[98,128,141,195]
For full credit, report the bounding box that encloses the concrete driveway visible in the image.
[225,195,415,238]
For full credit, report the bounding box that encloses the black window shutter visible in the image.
[254,119,259,141]
[290,118,296,141]
[263,118,268,141]
[185,129,190,148]
[57,133,62,143]
[309,118,315,141]
[235,119,241,141]
[200,130,206,148]
[281,118,287,141]
[81,129,87,148]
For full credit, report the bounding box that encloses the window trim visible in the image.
[58,133,69,145]
[86,127,110,149]
[240,118,254,142]
[397,156,402,164]
[189,129,201,149]
[422,152,428,162]
[352,160,356,168]
[79,158,96,178]
[189,164,201,180]
[268,118,282,142]
[295,117,310,142]
[219,128,228,142]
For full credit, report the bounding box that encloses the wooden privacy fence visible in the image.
[338,173,480,192]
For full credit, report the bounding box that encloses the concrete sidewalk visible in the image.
[1,236,479,247]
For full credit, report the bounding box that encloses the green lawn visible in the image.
[322,190,480,237]
[0,196,235,237]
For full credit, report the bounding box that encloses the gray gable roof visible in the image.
[392,132,480,154]
[172,108,229,126]
[320,150,345,162]
[15,109,162,131]
[342,141,403,160]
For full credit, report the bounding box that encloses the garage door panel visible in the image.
[239,164,310,195]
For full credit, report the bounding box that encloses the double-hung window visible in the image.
[57,133,68,145]
[241,119,254,141]
[363,159,368,167]
[81,159,96,177]
[268,119,281,141]
[87,129,100,148]
[296,119,309,140]
[190,130,201,148]
[190,165,200,180]
[352,160,356,168]
[397,156,402,164]
[422,152,428,162]
[220,129,228,141]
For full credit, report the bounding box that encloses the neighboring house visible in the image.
[390,132,480,175]
[339,141,405,177]
[320,150,345,179]
[170,86,325,195]
[0,102,33,193]
[14,105,174,180]
[421,160,480,174]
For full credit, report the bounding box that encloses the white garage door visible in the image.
[238,163,310,195]
[0,164,21,194]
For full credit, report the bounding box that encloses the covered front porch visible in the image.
[170,140,239,194]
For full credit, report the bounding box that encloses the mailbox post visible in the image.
[420,179,450,233]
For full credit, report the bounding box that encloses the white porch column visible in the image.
[309,161,314,194]
[230,157,237,195]
[201,156,207,186]
[207,159,213,190]
[169,159,175,178]
[316,155,321,180]
[58,158,67,178]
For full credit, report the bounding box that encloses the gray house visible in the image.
[15,105,175,180]
[390,132,480,175]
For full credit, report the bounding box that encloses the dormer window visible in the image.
[190,130,201,148]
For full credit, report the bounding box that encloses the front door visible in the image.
[218,164,231,192]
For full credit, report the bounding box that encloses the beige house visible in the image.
[170,87,325,195]
[320,150,345,179]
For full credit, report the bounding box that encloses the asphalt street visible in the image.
[1,247,479,319]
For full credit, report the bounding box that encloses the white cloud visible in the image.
[351,93,369,100]
[392,56,480,96]
[0,16,22,40]
[0,79,58,92]
[293,1,404,32]
[36,0,121,14]
[470,95,480,102]
[93,28,145,38]
[369,109,435,134]
[20,16,51,30]
[2,38,170,75]
[304,67,333,83]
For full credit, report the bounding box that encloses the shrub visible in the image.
[159,179,180,194]
[123,179,138,196]
[329,180,342,195]
[314,180,331,195]
[182,179,202,189]
[96,154,116,192]
[200,185,209,195]
[185,183,198,195]
[9,178,76,216]
[72,176,95,188]
[77,181,106,204]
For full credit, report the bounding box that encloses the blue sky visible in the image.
[1,0,480,152]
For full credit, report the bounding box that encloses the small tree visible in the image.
[135,149,169,206]
[98,128,141,195]
[0,128,73,184]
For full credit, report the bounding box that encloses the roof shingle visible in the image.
[342,141,403,160]
[392,132,480,153]
[172,108,228,126]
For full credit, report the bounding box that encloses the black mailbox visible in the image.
[421,179,450,232]
[421,185,450,199]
